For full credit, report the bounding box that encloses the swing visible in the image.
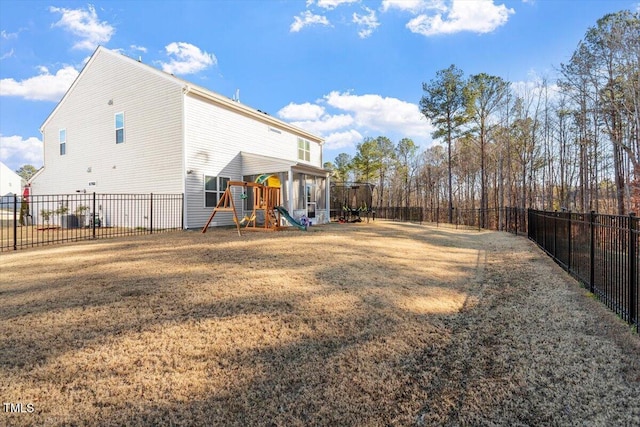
[234,213,256,225]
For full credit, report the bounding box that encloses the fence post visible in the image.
[92,192,96,239]
[554,211,558,259]
[567,211,572,272]
[590,211,596,294]
[150,193,154,234]
[538,211,549,252]
[13,194,18,251]
[629,213,637,328]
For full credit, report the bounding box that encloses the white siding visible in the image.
[184,94,323,228]
[32,47,326,230]
[34,48,184,196]
[308,137,323,166]
[241,153,294,176]
[0,162,23,197]
[184,95,241,228]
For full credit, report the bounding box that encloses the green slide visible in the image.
[275,206,307,231]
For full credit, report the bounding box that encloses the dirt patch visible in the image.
[1,221,638,426]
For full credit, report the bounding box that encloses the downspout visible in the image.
[182,85,189,229]
[325,170,330,224]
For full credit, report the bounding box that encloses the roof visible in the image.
[241,152,329,176]
[40,46,324,145]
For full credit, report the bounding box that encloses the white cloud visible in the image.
[0,66,79,101]
[0,135,43,169]
[290,114,354,134]
[353,7,380,38]
[324,129,363,150]
[278,102,325,121]
[324,91,431,138]
[510,77,561,102]
[316,0,359,9]
[130,45,147,53]
[50,5,114,50]
[1,30,19,40]
[381,0,447,14]
[1,49,14,60]
[2,28,24,61]
[406,0,514,36]
[279,91,434,152]
[290,11,331,32]
[160,42,216,75]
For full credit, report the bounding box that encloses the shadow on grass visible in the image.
[0,221,505,425]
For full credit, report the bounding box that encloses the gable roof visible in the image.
[39,46,182,131]
[0,161,24,195]
[40,46,324,145]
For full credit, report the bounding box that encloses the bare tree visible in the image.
[396,138,419,208]
[420,65,469,222]
[465,73,509,226]
[563,10,640,214]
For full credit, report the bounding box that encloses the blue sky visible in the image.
[1,0,638,172]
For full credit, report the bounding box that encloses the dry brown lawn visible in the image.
[1,220,639,426]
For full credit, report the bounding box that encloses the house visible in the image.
[31,46,329,229]
[0,161,24,208]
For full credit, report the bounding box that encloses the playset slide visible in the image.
[275,206,307,231]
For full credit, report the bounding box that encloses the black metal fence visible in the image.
[1,193,183,252]
[374,205,637,332]
[4,193,636,332]
[528,210,639,332]
[372,207,424,223]
[432,207,527,234]
[373,206,527,234]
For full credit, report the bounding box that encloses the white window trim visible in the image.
[59,128,66,155]
[298,138,310,162]
[115,112,125,144]
[204,175,230,208]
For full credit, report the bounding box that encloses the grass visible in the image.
[1,221,639,426]
[0,224,179,252]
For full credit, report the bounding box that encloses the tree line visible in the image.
[324,10,639,222]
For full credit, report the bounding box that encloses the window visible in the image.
[205,176,230,207]
[59,129,66,155]
[115,112,125,144]
[298,138,310,162]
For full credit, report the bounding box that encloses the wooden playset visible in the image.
[201,175,305,235]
